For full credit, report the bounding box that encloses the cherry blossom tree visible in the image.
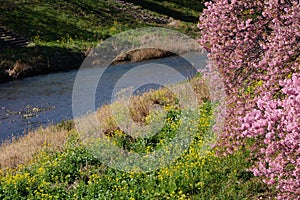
[198,0,300,198]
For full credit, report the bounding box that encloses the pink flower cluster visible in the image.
[198,0,300,198]
[242,74,300,199]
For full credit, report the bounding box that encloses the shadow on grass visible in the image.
[0,1,97,41]
[0,0,143,42]
[125,0,206,22]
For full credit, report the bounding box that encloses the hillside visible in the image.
[0,0,204,82]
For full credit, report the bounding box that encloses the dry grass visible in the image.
[129,49,173,62]
[7,60,31,78]
[0,126,68,170]
[96,75,209,136]
[113,48,173,64]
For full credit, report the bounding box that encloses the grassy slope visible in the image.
[1,0,150,50]
[0,0,202,82]
[0,0,202,43]
[0,75,273,199]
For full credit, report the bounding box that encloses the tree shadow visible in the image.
[0,3,95,41]
[164,0,206,13]
[124,0,205,22]
[0,0,136,42]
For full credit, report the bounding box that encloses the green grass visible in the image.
[1,1,141,48]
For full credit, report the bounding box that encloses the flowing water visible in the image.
[0,54,207,142]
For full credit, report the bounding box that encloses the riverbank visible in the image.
[0,0,202,83]
[0,74,273,199]
[0,47,174,83]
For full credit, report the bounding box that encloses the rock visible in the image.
[32,107,40,112]
[22,113,34,119]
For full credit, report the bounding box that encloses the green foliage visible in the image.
[0,102,270,199]
[56,120,75,131]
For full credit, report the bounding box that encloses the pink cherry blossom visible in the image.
[199,0,300,199]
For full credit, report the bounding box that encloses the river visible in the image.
[0,54,207,142]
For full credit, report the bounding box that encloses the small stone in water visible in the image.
[32,107,40,112]
[22,113,34,119]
